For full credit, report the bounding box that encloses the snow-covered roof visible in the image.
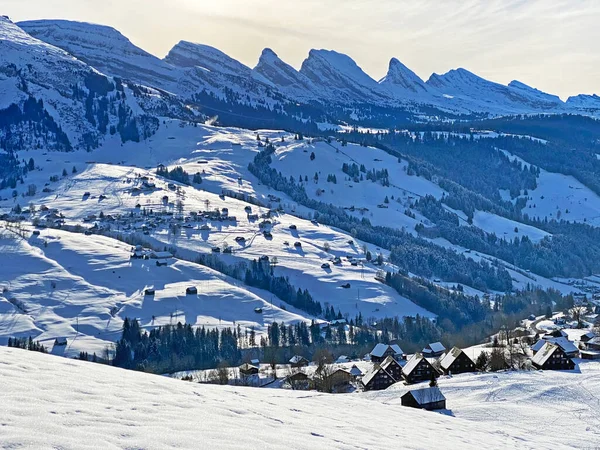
[350,365,363,376]
[360,367,379,387]
[582,331,596,340]
[532,342,562,366]
[370,343,403,358]
[439,347,464,370]
[149,251,173,259]
[403,386,446,405]
[402,353,426,376]
[289,355,307,364]
[390,344,404,355]
[427,342,446,353]
[533,337,578,354]
[336,355,350,363]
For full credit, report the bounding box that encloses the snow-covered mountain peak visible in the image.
[252,47,316,99]
[18,19,181,91]
[18,19,130,49]
[164,40,250,77]
[299,49,390,103]
[426,67,485,89]
[566,93,600,109]
[508,80,562,104]
[380,57,429,96]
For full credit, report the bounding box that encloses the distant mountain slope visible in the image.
[0,18,197,151]
[379,57,432,103]
[426,68,565,114]
[252,48,318,101]
[19,19,181,93]
[16,18,600,120]
[300,49,392,104]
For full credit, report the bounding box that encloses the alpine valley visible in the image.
[2,15,600,449]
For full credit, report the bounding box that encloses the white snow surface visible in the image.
[3,346,598,449]
[0,227,306,357]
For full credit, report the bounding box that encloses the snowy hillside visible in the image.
[18,19,182,93]
[0,226,308,357]
[367,357,600,449]
[3,346,597,449]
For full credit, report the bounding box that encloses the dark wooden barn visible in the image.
[361,356,403,391]
[439,347,476,375]
[401,386,446,411]
[531,342,576,371]
[402,353,439,384]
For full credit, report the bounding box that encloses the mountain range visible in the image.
[1,16,600,151]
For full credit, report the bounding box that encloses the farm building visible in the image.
[401,386,446,411]
[349,364,363,378]
[239,363,259,376]
[531,342,576,371]
[289,355,309,368]
[587,337,600,351]
[369,343,404,363]
[361,356,403,391]
[402,353,438,384]
[439,347,476,375]
[532,337,579,358]
[580,331,596,343]
[144,288,155,296]
[580,350,600,360]
[185,286,198,295]
[148,251,173,260]
[285,372,311,390]
[422,342,446,358]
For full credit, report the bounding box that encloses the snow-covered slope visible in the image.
[379,57,432,103]
[3,345,589,449]
[165,40,251,77]
[299,49,392,104]
[0,18,192,150]
[566,93,600,114]
[426,68,565,114]
[369,358,600,449]
[252,48,317,101]
[18,19,181,93]
[0,227,307,356]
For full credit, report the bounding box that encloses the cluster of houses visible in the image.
[237,331,599,411]
[530,328,600,366]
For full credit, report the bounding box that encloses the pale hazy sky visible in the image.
[4,0,599,99]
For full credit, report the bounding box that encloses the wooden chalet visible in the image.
[329,368,353,390]
[580,331,596,343]
[422,342,446,358]
[369,343,404,363]
[361,356,403,391]
[439,347,476,375]
[531,342,576,371]
[239,363,259,376]
[289,355,309,368]
[285,371,311,390]
[532,337,579,358]
[587,337,600,351]
[401,386,446,411]
[349,364,363,379]
[186,286,198,295]
[402,353,438,384]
